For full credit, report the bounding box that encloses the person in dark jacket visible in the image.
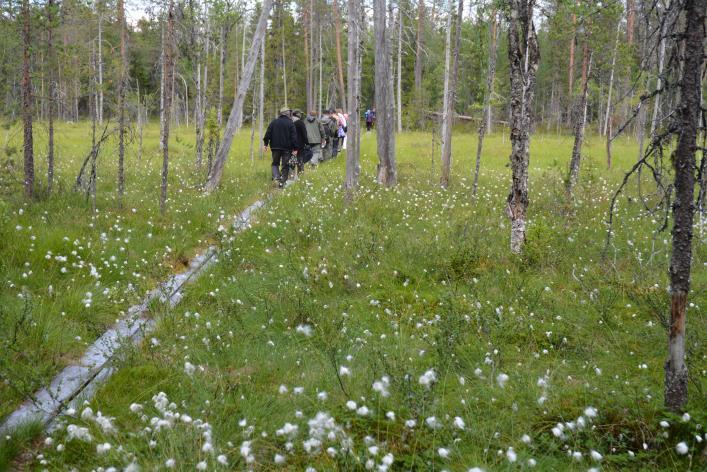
[291,109,309,173]
[263,107,298,187]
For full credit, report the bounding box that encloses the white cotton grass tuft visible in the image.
[184,361,196,376]
[165,458,176,468]
[453,416,466,430]
[418,369,437,388]
[496,373,510,388]
[675,442,688,455]
[590,450,603,461]
[296,324,314,337]
[438,447,450,459]
[506,447,517,462]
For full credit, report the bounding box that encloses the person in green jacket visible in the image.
[304,110,326,166]
[320,109,339,162]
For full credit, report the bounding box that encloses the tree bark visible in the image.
[665,0,705,413]
[117,0,128,208]
[473,9,498,196]
[97,5,104,125]
[506,0,539,254]
[218,25,226,127]
[396,6,403,132]
[22,0,34,199]
[626,0,635,45]
[413,0,425,125]
[440,0,463,189]
[47,0,56,195]
[259,39,265,160]
[567,13,576,125]
[205,0,274,192]
[374,0,396,186]
[566,42,591,195]
[333,0,347,110]
[160,1,176,214]
[345,0,362,194]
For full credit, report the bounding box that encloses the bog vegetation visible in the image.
[0,0,705,470]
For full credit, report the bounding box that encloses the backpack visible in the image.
[325,118,338,138]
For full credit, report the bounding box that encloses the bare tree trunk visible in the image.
[567,13,576,126]
[304,1,312,112]
[374,0,396,186]
[218,26,226,127]
[197,18,210,169]
[333,0,347,110]
[47,0,56,195]
[650,1,670,140]
[603,21,620,137]
[281,18,288,108]
[137,81,144,161]
[506,0,539,254]
[205,0,274,192]
[259,39,265,160]
[22,0,33,199]
[117,0,128,208]
[160,1,175,213]
[665,0,705,413]
[439,0,456,188]
[396,6,403,132]
[413,0,425,125]
[567,43,592,195]
[97,5,104,125]
[345,0,362,193]
[318,23,323,113]
[473,8,498,196]
[626,0,635,45]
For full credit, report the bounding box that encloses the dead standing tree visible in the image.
[205,0,274,192]
[22,0,34,199]
[473,8,499,197]
[374,0,397,186]
[606,0,706,412]
[439,0,463,189]
[506,0,540,254]
[117,0,128,208]
[345,0,362,194]
[160,1,176,214]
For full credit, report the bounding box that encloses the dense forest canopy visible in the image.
[0,0,663,136]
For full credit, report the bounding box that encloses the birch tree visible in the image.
[374,0,396,186]
[473,8,498,196]
[506,0,539,254]
[117,0,128,208]
[345,0,362,194]
[160,1,176,214]
[440,0,463,189]
[205,0,274,192]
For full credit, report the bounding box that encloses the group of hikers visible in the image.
[263,107,376,187]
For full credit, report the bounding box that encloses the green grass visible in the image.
[0,121,271,420]
[2,124,705,470]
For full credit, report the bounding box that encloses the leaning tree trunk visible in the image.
[47,0,56,195]
[567,42,592,195]
[665,0,705,413]
[473,9,498,196]
[506,0,539,254]
[117,0,128,208]
[218,25,226,127]
[160,1,175,214]
[205,0,274,192]
[440,0,463,189]
[374,0,396,186]
[22,0,33,199]
[345,0,362,194]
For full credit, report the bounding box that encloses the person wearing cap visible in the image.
[263,107,298,187]
[304,110,326,166]
[291,109,309,173]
